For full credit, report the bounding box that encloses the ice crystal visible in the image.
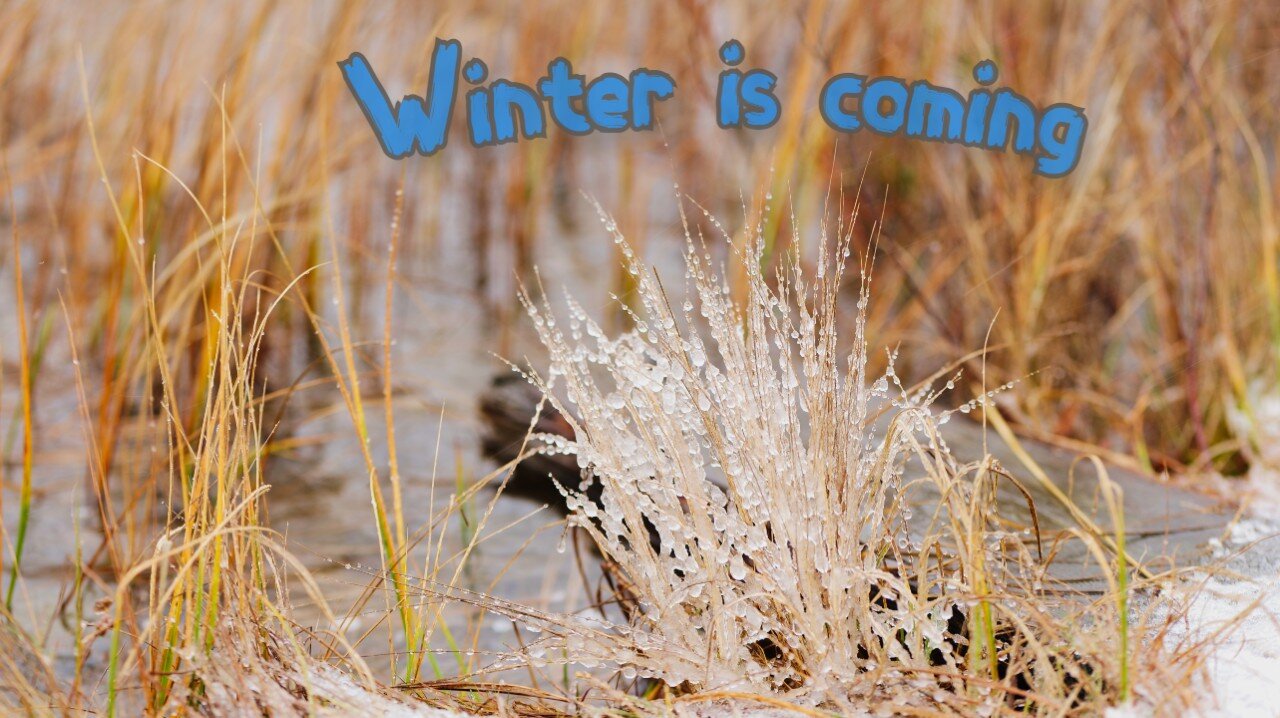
[508,200,1139,712]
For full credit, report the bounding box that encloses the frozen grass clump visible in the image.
[513,202,1171,714]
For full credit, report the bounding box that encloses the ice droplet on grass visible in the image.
[511,206,1128,710]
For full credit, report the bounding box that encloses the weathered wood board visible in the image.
[937,417,1229,591]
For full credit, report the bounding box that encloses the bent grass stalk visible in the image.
[312,82,431,685]
[1092,457,1129,702]
[4,199,34,612]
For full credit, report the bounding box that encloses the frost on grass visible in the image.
[509,203,1148,713]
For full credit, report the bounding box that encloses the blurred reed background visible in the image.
[0,0,1276,714]
[6,0,1277,469]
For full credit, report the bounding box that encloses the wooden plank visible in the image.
[937,417,1230,589]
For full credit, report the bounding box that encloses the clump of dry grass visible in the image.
[509,201,1196,714]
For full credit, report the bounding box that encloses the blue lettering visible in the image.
[819,74,864,132]
[337,41,459,158]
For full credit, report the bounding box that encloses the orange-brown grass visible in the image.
[3,0,1276,470]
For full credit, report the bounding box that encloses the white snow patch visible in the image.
[302,663,470,717]
[1243,467,1280,517]
[1164,519,1280,718]
[1226,389,1280,515]
[1104,702,1149,718]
